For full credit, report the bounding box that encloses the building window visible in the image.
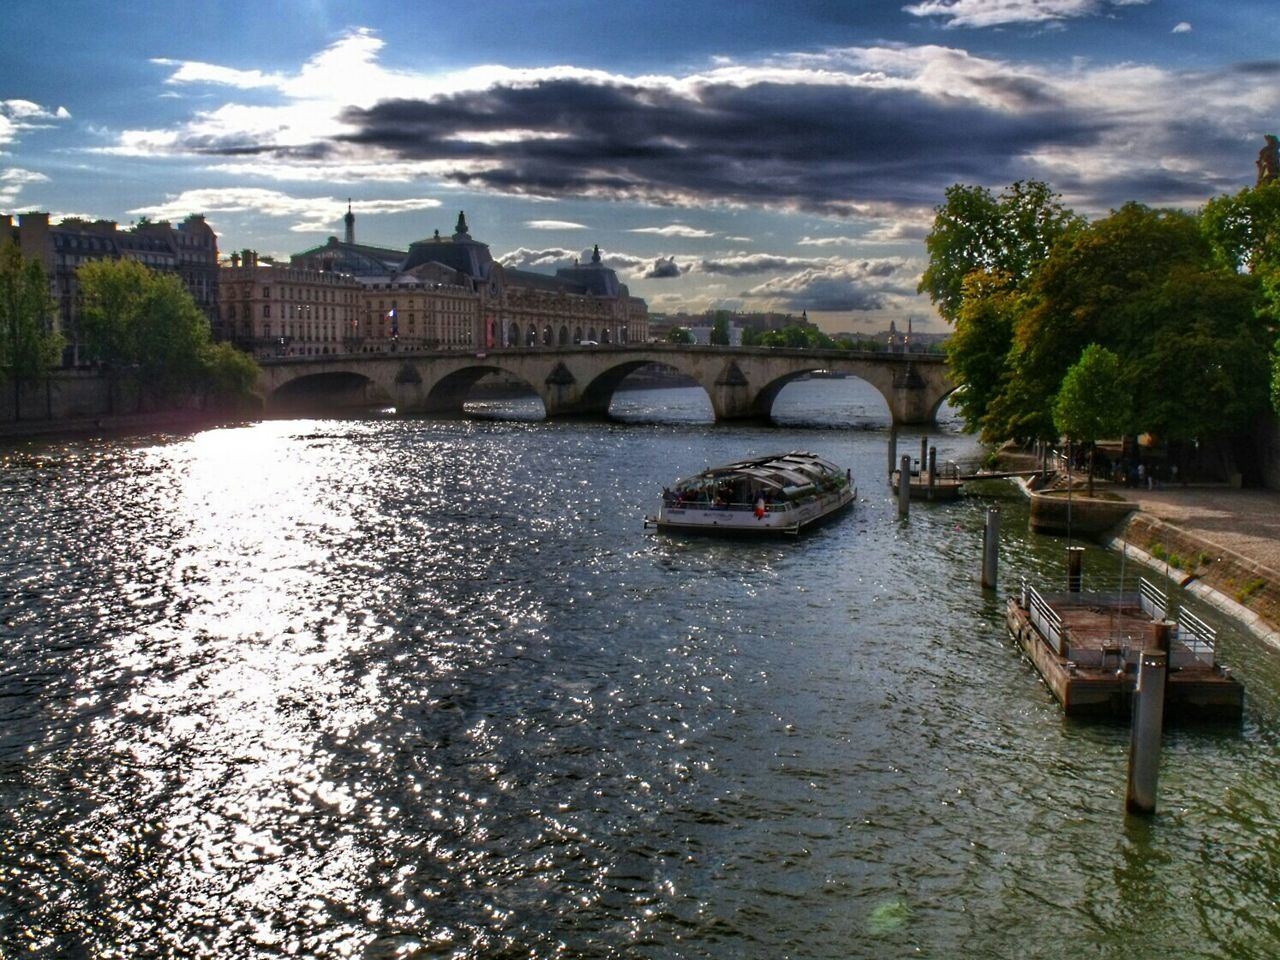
[264,305,271,318]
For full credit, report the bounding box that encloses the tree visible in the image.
[667,326,695,344]
[986,203,1243,442]
[77,257,260,407]
[0,241,64,418]
[710,311,731,346]
[1053,344,1131,495]
[1201,179,1280,414]
[944,269,1021,439]
[919,180,1080,324]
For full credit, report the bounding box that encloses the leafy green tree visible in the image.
[1201,179,1280,413]
[1053,344,1131,494]
[78,257,259,406]
[987,203,1241,441]
[0,241,64,418]
[710,311,731,345]
[945,269,1022,439]
[666,326,695,344]
[919,180,1080,324]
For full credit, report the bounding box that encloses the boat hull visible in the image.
[647,486,855,536]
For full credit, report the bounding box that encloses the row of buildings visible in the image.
[3,206,649,363]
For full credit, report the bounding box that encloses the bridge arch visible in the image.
[266,370,389,412]
[256,346,953,426]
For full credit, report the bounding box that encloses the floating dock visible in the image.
[1006,576,1243,721]
[889,465,964,501]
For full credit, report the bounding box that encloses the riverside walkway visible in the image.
[1110,485,1280,645]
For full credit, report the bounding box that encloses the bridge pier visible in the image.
[256,347,953,427]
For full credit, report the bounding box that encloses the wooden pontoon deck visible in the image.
[1006,579,1243,721]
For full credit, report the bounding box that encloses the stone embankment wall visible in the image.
[0,371,245,439]
[1113,512,1280,646]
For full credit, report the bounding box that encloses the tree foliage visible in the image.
[666,326,695,344]
[0,241,64,411]
[1053,344,1131,443]
[710,311,731,346]
[919,180,1080,324]
[77,257,259,404]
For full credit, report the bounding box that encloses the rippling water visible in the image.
[3,380,1280,959]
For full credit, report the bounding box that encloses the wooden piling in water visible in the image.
[982,508,999,588]
[1126,647,1168,816]
[898,455,911,518]
[1067,546,1085,592]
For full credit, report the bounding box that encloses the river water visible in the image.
[2,378,1280,959]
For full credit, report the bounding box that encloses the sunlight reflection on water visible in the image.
[2,381,1279,958]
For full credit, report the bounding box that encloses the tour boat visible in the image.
[645,451,856,535]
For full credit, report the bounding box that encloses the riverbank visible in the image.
[0,408,246,443]
[1106,486,1280,646]
[999,448,1280,647]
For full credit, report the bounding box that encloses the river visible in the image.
[2,378,1279,959]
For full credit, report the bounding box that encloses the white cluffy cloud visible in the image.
[903,0,1151,29]
[128,188,440,232]
[526,219,587,230]
[630,224,717,238]
[1,99,70,150]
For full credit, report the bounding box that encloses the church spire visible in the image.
[343,199,355,244]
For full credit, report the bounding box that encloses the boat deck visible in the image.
[1006,586,1243,721]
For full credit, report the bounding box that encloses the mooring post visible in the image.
[898,455,911,518]
[927,446,937,500]
[888,426,898,478]
[1126,648,1168,816]
[981,507,1000,589]
[919,435,928,477]
[1067,546,1085,592]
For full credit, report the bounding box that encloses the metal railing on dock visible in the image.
[1017,574,1222,669]
[1023,582,1066,656]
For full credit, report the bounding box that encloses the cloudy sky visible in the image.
[3,0,1276,333]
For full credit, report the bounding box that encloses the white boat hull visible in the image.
[647,485,855,535]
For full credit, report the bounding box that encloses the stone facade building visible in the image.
[217,250,362,358]
[290,209,648,353]
[2,211,218,364]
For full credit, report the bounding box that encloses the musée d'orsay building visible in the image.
[218,208,649,358]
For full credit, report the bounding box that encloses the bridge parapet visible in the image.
[257,345,953,426]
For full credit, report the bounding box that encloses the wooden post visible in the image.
[1150,620,1172,655]
[927,446,937,500]
[981,508,999,589]
[1126,649,1167,816]
[1067,546,1084,592]
[919,435,928,477]
[887,426,898,478]
[898,455,911,518]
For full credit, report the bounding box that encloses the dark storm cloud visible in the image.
[700,254,830,276]
[754,276,886,313]
[320,76,1102,214]
[643,257,684,279]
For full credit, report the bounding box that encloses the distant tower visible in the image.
[343,199,355,245]
[1258,135,1279,186]
[454,211,470,240]
[591,243,601,264]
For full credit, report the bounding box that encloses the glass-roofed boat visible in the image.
[645,451,855,535]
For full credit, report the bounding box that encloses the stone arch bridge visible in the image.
[257,344,954,425]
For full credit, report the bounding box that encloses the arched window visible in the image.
[601,328,611,344]
[558,325,570,345]
[542,325,553,345]
[509,322,519,346]
[526,325,537,346]
[588,327,597,343]
[574,327,583,343]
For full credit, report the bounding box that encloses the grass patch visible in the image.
[1236,578,1266,604]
